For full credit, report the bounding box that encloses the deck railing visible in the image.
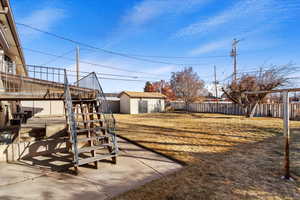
[0,65,94,99]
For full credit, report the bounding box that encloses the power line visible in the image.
[19,46,169,78]
[41,48,75,65]
[67,69,139,79]
[218,66,300,85]
[98,77,149,82]
[219,73,234,83]
[22,63,154,82]
[80,47,230,59]
[123,54,230,59]
[236,66,300,75]
[16,22,210,66]
[17,62,151,79]
[21,47,158,75]
[66,73,149,82]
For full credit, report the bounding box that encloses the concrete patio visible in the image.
[0,138,182,200]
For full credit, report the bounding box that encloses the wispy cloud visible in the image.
[123,0,212,26]
[175,0,300,37]
[104,0,213,48]
[18,7,66,39]
[189,39,230,55]
[188,25,284,56]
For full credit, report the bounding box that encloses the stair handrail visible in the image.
[64,69,79,164]
[75,72,118,154]
[91,72,118,154]
[92,73,115,126]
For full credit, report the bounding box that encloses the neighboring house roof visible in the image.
[119,91,166,99]
[0,0,26,75]
[106,97,120,101]
[104,93,119,97]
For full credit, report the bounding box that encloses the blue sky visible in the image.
[10,0,300,93]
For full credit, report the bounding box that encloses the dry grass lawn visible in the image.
[114,112,300,200]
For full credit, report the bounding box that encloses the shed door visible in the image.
[138,100,148,113]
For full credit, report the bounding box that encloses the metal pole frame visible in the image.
[283,91,291,180]
[243,89,295,180]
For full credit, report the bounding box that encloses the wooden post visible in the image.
[283,91,291,179]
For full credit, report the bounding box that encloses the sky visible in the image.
[10,0,300,93]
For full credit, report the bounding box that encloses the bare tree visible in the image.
[170,67,205,110]
[222,64,295,117]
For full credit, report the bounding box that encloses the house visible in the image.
[119,91,166,114]
[0,0,27,127]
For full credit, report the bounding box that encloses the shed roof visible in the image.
[119,91,166,99]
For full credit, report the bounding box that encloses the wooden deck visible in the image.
[0,72,97,101]
[0,92,96,101]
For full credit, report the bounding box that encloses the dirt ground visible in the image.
[114,112,300,200]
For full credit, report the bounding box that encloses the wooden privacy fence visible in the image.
[170,102,300,120]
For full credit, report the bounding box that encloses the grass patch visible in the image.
[114,113,300,200]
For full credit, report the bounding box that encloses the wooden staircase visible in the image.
[64,71,118,174]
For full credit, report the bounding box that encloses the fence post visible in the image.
[283,91,291,180]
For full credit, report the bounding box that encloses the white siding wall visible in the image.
[130,98,139,114]
[0,53,13,127]
[21,101,65,116]
[147,98,164,113]
[0,78,11,126]
[129,98,165,114]
[161,99,165,112]
[144,98,154,113]
[120,94,165,114]
[120,94,130,114]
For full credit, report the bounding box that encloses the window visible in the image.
[4,55,15,74]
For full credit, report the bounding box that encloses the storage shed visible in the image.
[119,91,166,114]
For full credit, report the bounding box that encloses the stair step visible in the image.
[72,105,88,109]
[66,112,100,117]
[77,154,116,166]
[76,126,106,133]
[72,99,97,103]
[75,112,103,116]
[77,135,108,142]
[78,144,111,153]
[78,119,105,124]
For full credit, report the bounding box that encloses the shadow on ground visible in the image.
[115,113,300,200]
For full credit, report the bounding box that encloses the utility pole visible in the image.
[230,38,241,81]
[213,65,218,99]
[213,65,219,112]
[160,80,164,93]
[283,91,291,180]
[76,46,80,86]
